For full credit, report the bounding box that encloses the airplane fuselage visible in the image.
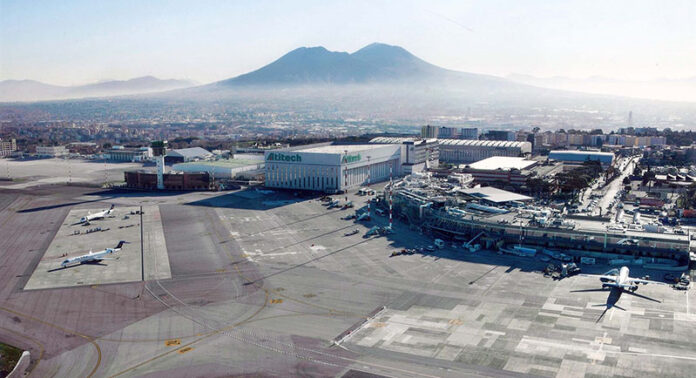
[602,266,638,291]
[78,205,114,224]
[60,241,125,268]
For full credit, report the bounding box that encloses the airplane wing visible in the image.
[596,275,619,282]
[628,278,668,286]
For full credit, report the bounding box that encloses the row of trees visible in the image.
[525,160,603,199]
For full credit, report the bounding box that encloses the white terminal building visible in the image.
[265,144,403,192]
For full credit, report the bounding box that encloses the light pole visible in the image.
[366,155,371,220]
[344,149,348,193]
[389,164,393,231]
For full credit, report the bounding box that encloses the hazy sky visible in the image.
[1,0,694,86]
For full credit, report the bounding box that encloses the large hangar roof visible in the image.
[166,147,213,159]
[437,139,529,148]
[369,137,530,151]
[298,144,388,154]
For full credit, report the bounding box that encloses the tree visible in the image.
[642,170,656,186]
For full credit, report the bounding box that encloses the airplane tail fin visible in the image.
[110,204,115,210]
[115,240,127,249]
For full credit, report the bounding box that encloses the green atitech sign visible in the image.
[342,154,361,164]
[266,152,302,162]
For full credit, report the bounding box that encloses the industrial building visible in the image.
[164,147,213,164]
[172,154,265,179]
[36,145,68,157]
[264,143,401,192]
[549,150,615,167]
[369,137,439,174]
[124,170,212,190]
[105,146,152,162]
[371,137,531,166]
[460,156,538,187]
[438,139,531,164]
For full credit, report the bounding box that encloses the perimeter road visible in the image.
[140,205,144,281]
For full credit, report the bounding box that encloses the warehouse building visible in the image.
[172,154,265,179]
[548,150,614,168]
[164,147,213,164]
[438,140,532,164]
[264,144,401,192]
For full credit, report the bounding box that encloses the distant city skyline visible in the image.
[1,0,694,87]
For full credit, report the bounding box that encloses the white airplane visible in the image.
[573,266,662,320]
[596,266,663,292]
[77,204,114,224]
[60,240,126,268]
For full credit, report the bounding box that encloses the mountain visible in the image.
[216,42,492,86]
[507,74,696,103]
[0,76,195,102]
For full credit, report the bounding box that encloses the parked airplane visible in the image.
[595,266,664,292]
[572,266,662,319]
[60,240,127,268]
[77,204,114,224]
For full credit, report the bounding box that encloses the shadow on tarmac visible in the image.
[47,260,108,272]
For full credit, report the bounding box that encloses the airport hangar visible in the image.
[370,137,532,165]
[264,144,403,192]
[265,138,534,192]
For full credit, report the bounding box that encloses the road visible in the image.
[597,156,638,217]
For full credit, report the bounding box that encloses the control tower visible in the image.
[151,141,167,190]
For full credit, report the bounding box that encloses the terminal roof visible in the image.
[467,156,536,171]
[298,144,387,154]
[460,186,533,203]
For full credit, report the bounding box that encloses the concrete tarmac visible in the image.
[0,184,695,377]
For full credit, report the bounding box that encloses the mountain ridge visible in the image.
[0,76,195,102]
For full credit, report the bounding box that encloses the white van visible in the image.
[434,239,445,248]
